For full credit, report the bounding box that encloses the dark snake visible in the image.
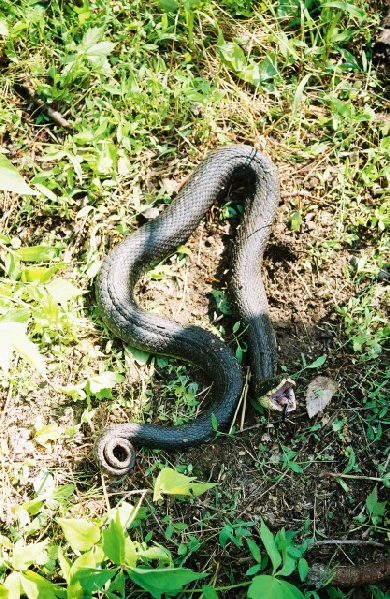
[94,145,296,476]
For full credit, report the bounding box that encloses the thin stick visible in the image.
[308,539,386,549]
[15,81,73,130]
[229,367,250,433]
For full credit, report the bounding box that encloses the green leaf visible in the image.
[11,541,47,571]
[211,413,218,431]
[292,74,312,117]
[87,371,125,394]
[260,519,281,573]
[0,322,46,377]
[127,567,207,599]
[0,154,36,195]
[0,585,9,599]
[4,572,22,599]
[321,1,365,19]
[19,571,64,599]
[57,547,71,583]
[307,355,327,369]
[202,586,219,599]
[126,345,150,365]
[153,468,217,501]
[45,279,85,306]
[218,42,247,73]
[57,518,101,552]
[21,264,61,283]
[289,210,302,232]
[85,41,115,58]
[15,246,58,262]
[102,512,125,565]
[158,0,179,12]
[34,424,62,446]
[73,568,115,592]
[366,486,386,517]
[247,576,305,599]
[288,461,303,473]
[247,538,262,563]
[298,557,309,581]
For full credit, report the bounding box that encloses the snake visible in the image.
[94,145,296,476]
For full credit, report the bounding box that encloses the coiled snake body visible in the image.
[95,145,295,476]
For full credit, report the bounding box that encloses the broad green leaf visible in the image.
[106,501,140,529]
[158,0,179,12]
[136,543,171,564]
[0,321,46,377]
[321,1,365,19]
[218,42,247,73]
[34,424,62,446]
[260,519,281,573]
[0,308,30,324]
[102,513,125,565]
[288,461,303,473]
[0,585,9,599]
[53,484,76,500]
[298,557,309,581]
[57,382,87,401]
[275,545,297,577]
[289,210,302,232]
[73,568,115,592]
[4,572,22,599]
[70,547,104,575]
[127,567,207,599]
[126,345,150,365]
[247,575,305,599]
[57,547,72,583]
[153,468,217,501]
[21,264,61,283]
[246,538,262,563]
[57,518,101,552]
[366,486,386,517]
[11,541,47,570]
[202,586,219,599]
[0,154,36,195]
[19,571,63,599]
[81,27,103,47]
[87,371,124,394]
[307,355,327,369]
[15,246,58,262]
[124,537,138,567]
[86,41,116,58]
[46,279,85,306]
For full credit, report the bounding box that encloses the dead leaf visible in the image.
[306,376,339,418]
[161,177,182,194]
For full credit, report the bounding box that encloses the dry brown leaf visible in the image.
[161,177,181,195]
[306,376,339,418]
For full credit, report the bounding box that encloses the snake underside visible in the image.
[94,145,294,476]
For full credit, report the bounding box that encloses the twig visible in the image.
[308,539,386,549]
[308,558,390,587]
[15,80,73,130]
[326,472,388,484]
[229,367,250,433]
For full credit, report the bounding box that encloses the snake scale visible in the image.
[94,145,296,476]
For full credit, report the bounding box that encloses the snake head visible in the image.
[258,378,296,412]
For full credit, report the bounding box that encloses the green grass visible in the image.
[0,0,389,597]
